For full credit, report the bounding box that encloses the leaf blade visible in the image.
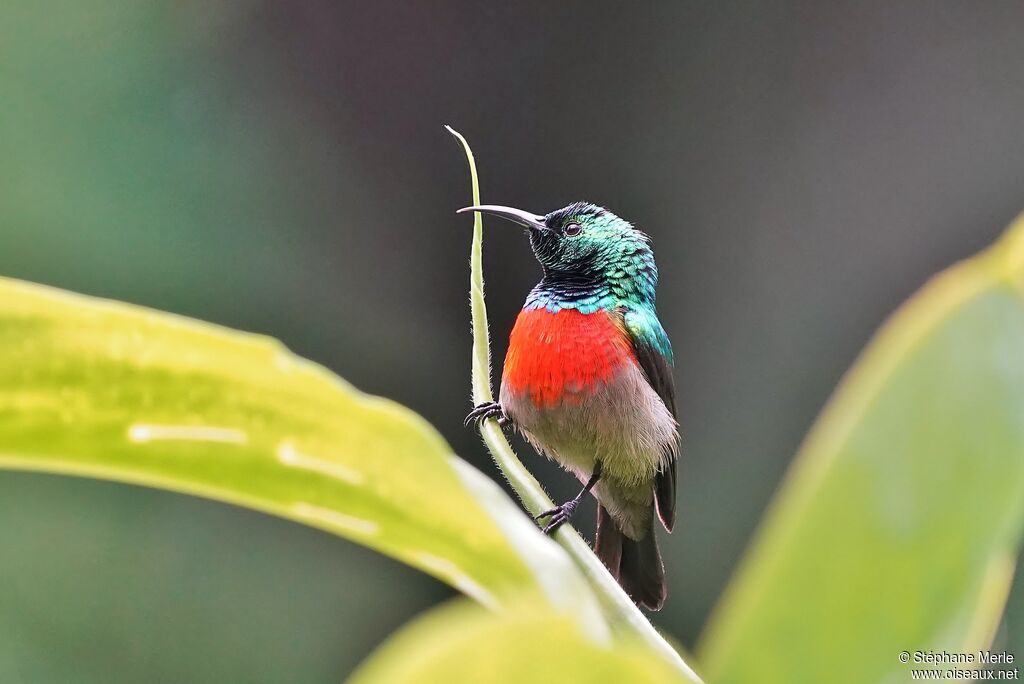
[0,276,574,608]
[348,597,689,684]
[700,215,1024,683]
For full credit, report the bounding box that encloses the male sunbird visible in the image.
[459,202,679,610]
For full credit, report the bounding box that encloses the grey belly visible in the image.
[500,361,677,538]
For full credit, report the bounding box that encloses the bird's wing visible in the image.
[621,306,679,532]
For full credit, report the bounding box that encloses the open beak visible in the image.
[456,205,547,232]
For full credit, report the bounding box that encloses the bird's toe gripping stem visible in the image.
[534,464,601,535]
[534,499,580,535]
[464,401,509,428]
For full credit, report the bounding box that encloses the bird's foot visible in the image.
[534,498,580,535]
[464,401,508,428]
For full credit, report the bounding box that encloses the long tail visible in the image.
[594,504,666,610]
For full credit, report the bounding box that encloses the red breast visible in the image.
[502,307,638,408]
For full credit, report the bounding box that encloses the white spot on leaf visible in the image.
[413,551,499,610]
[128,424,248,444]
[277,442,363,484]
[292,502,379,536]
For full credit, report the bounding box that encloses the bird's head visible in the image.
[457,202,656,300]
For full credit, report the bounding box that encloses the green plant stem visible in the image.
[446,125,702,684]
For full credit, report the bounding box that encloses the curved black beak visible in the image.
[457,205,547,232]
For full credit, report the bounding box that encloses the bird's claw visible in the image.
[464,401,507,428]
[535,498,580,535]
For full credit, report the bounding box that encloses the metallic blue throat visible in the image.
[524,270,656,314]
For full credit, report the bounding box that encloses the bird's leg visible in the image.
[535,462,602,535]
[464,401,509,428]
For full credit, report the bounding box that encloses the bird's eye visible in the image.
[564,222,582,236]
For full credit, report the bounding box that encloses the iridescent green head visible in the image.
[458,201,658,308]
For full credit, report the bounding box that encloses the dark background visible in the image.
[2,1,1023,681]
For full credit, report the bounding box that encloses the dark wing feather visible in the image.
[623,309,679,532]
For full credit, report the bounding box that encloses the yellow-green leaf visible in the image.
[0,276,596,615]
[699,215,1024,682]
[349,596,687,684]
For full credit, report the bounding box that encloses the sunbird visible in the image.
[459,202,679,610]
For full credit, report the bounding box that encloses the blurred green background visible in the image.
[3,1,1024,681]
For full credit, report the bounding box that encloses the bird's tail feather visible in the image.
[595,504,666,611]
